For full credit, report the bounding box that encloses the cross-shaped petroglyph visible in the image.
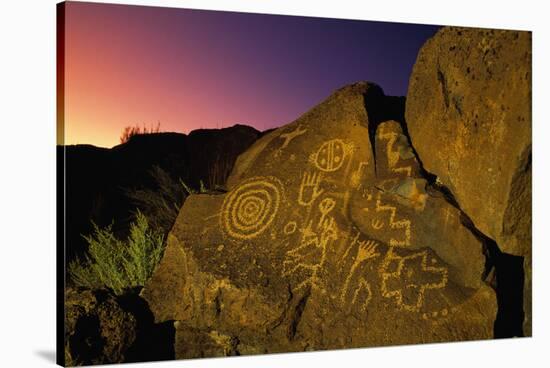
[380,249,448,312]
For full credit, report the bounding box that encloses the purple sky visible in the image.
[63,2,441,147]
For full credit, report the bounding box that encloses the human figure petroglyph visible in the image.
[283,216,339,292]
[279,125,307,149]
[298,171,324,206]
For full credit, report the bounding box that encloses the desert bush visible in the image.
[120,122,161,144]
[68,211,164,295]
[207,154,234,190]
[125,161,228,240]
[124,166,196,235]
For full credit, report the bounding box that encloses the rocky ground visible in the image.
[62,26,531,364]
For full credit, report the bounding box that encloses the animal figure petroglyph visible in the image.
[279,125,307,149]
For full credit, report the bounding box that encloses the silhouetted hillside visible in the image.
[59,124,261,262]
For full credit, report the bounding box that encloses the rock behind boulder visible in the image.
[406,26,531,336]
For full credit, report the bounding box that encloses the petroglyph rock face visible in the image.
[142,82,497,358]
[406,27,531,335]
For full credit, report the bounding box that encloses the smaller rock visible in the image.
[64,288,137,366]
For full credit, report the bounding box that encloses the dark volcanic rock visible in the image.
[141,82,496,358]
[64,288,175,365]
[64,288,137,366]
[405,26,531,335]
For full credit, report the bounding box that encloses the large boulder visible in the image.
[405,27,531,257]
[405,27,531,335]
[141,82,497,358]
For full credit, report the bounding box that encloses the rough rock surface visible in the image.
[65,288,137,366]
[406,27,531,335]
[141,82,497,358]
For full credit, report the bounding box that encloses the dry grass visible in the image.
[120,122,162,144]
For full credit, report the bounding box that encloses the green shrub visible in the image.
[124,166,195,236]
[68,211,165,295]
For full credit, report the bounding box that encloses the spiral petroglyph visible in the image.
[221,177,283,240]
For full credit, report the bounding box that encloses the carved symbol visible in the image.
[283,216,338,292]
[380,249,448,312]
[377,124,412,177]
[361,188,373,201]
[298,171,323,206]
[351,279,373,312]
[341,238,380,310]
[311,139,352,172]
[375,192,411,247]
[371,218,384,230]
[279,125,307,149]
[317,197,336,227]
[350,161,368,188]
[221,176,282,240]
[284,221,298,235]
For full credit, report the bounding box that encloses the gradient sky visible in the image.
[61,1,441,148]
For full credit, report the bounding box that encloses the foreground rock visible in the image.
[406,27,531,335]
[64,288,137,366]
[141,82,497,358]
[64,287,176,365]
